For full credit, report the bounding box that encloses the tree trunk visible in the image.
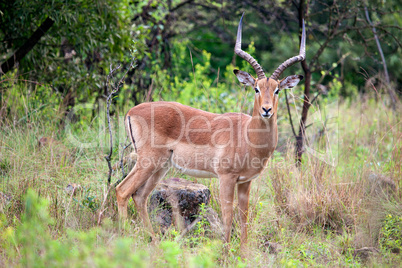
[295,0,311,166]
[295,68,311,166]
[0,17,55,74]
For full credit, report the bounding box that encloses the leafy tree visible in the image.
[1,0,400,167]
[135,0,401,164]
[0,0,133,114]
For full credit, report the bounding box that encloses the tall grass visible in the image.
[0,82,401,266]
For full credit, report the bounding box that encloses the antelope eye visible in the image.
[274,88,279,95]
[254,87,260,93]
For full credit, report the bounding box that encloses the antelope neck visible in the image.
[245,99,278,152]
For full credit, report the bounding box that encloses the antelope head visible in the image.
[233,14,306,119]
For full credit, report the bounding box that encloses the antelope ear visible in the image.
[279,75,304,90]
[234,69,256,86]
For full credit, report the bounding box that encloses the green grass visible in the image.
[0,91,401,267]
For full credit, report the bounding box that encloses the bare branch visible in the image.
[316,52,351,84]
[119,142,132,180]
[309,14,342,67]
[310,91,321,105]
[105,57,136,185]
[364,6,397,110]
[170,0,194,12]
[285,88,297,138]
[376,26,402,48]
[364,6,390,84]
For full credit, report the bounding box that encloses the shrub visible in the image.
[380,214,402,253]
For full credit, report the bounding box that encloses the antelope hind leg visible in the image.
[132,166,170,239]
[116,163,162,219]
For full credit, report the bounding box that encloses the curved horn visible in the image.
[270,19,306,80]
[234,13,266,80]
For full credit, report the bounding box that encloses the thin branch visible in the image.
[310,91,321,105]
[364,6,397,110]
[285,88,297,138]
[310,52,350,106]
[105,64,121,185]
[105,58,136,185]
[364,6,390,84]
[291,0,298,10]
[97,185,112,225]
[170,0,194,12]
[376,26,402,48]
[314,52,351,83]
[309,14,342,67]
[119,142,132,179]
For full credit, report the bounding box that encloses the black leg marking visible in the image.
[127,116,138,153]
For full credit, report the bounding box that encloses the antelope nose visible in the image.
[262,107,272,114]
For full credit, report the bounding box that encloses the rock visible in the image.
[263,241,283,254]
[149,178,212,232]
[179,206,223,239]
[152,208,173,230]
[38,136,58,147]
[353,247,379,261]
[367,173,396,197]
[0,191,12,209]
[38,136,72,164]
[65,183,81,196]
[203,207,223,237]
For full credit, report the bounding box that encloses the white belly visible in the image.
[237,174,260,184]
[171,159,217,178]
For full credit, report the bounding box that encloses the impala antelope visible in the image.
[116,14,306,250]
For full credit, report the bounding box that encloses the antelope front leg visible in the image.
[219,174,237,245]
[237,181,252,252]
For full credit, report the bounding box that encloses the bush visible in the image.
[0,189,150,267]
[380,214,402,253]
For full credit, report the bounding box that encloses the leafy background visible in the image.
[0,0,401,267]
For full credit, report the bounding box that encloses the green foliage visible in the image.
[74,186,100,212]
[1,0,401,123]
[0,158,10,176]
[187,203,210,247]
[0,94,400,266]
[380,214,402,253]
[15,189,57,266]
[0,0,134,110]
[342,81,359,100]
[157,241,182,267]
[0,1,401,266]
[0,73,62,126]
[153,40,252,114]
[0,189,149,267]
